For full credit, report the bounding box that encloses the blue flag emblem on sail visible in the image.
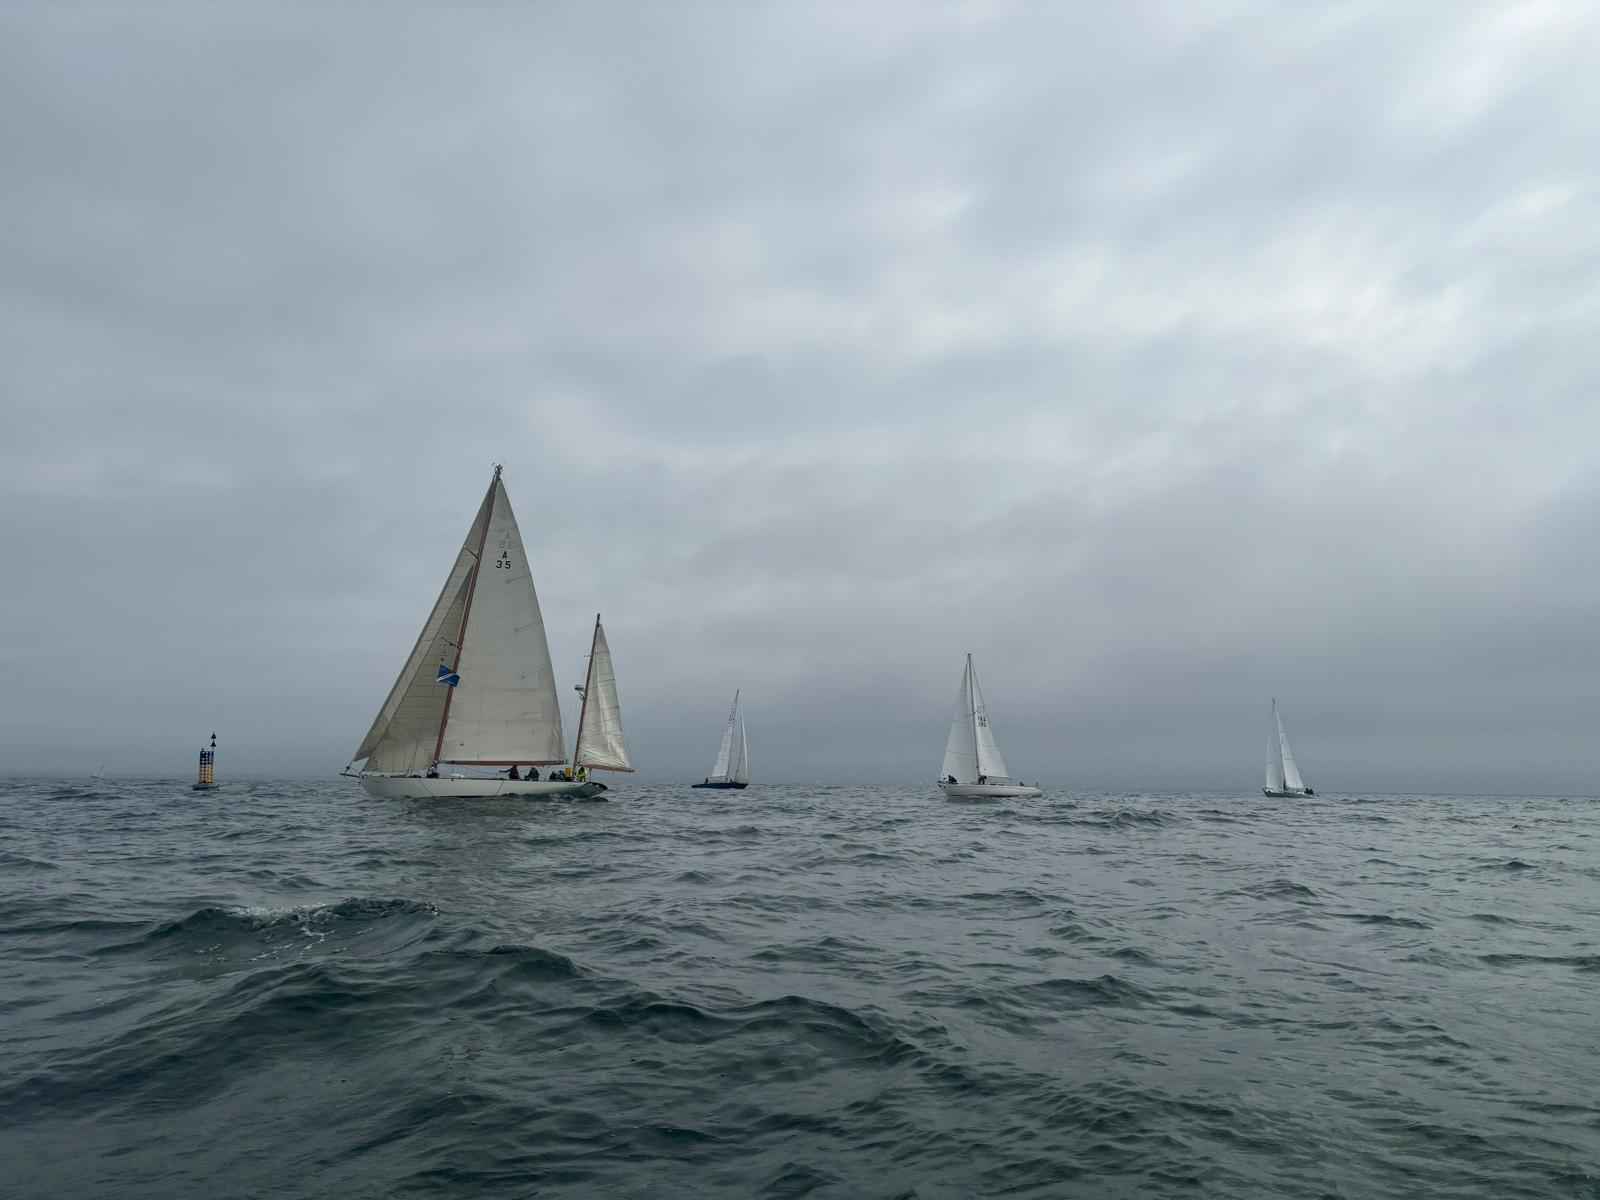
[436,665,460,688]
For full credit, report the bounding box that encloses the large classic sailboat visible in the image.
[1263,698,1314,797]
[937,654,1042,799]
[346,465,612,800]
[693,689,750,789]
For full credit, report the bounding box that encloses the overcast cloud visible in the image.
[3,1,1598,791]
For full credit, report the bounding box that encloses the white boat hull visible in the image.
[939,782,1043,800]
[358,775,607,800]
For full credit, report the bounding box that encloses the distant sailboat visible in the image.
[693,690,750,790]
[193,733,218,791]
[937,655,1041,799]
[1263,698,1314,797]
[570,614,634,782]
[346,465,609,799]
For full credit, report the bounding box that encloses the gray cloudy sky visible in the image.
[4,1,1598,791]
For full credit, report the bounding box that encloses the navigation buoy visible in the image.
[193,733,218,791]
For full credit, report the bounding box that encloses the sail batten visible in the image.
[573,616,632,772]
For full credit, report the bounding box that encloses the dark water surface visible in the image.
[2,781,1596,1198]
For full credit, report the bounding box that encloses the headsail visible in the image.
[354,467,566,773]
[726,695,750,785]
[573,615,633,772]
[941,658,979,782]
[355,481,493,773]
[1276,703,1306,791]
[971,664,1010,781]
[710,691,738,780]
[1265,699,1285,791]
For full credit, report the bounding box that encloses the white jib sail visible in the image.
[574,617,632,771]
[355,483,494,774]
[1276,704,1306,791]
[1265,700,1285,791]
[729,702,750,785]
[709,690,742,782]
[438,471,566,765]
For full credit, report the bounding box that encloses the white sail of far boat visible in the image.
[937,655,1041,799]
[694,690,750,789]
[572,615,633,775]
[346,465,610,799]
[1263,698,1314,797]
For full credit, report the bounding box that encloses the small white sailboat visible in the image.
[346,465,611,800]
[570,613,634,783]
[937,654,1041,799]
[693,690,750,789]
[1263,698,1314,797]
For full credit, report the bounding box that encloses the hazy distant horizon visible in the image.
[5,3,1599,793]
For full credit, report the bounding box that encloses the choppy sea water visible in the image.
[1,781,1596,1199]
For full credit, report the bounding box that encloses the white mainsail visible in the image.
[354,468,566,773]
[573,616,632,772]
[941,655,1012,783]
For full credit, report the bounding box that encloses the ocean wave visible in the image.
[1479,953,1600,971]
[1332,911,1432,929]
[1225,877,1319,901]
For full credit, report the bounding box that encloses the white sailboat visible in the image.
[346,465,608,800]
[570,613,634,782]
[693,690,750,789]
[1263,698,1314,797]
[937,654,1042,799]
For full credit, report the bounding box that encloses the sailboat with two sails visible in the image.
[938,654,1042,799]
[345,466,631,800]
[693,690,750,789]
[1263,698,1314,797]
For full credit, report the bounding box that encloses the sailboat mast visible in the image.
[432,465,500,767]
[572,613,601,768]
